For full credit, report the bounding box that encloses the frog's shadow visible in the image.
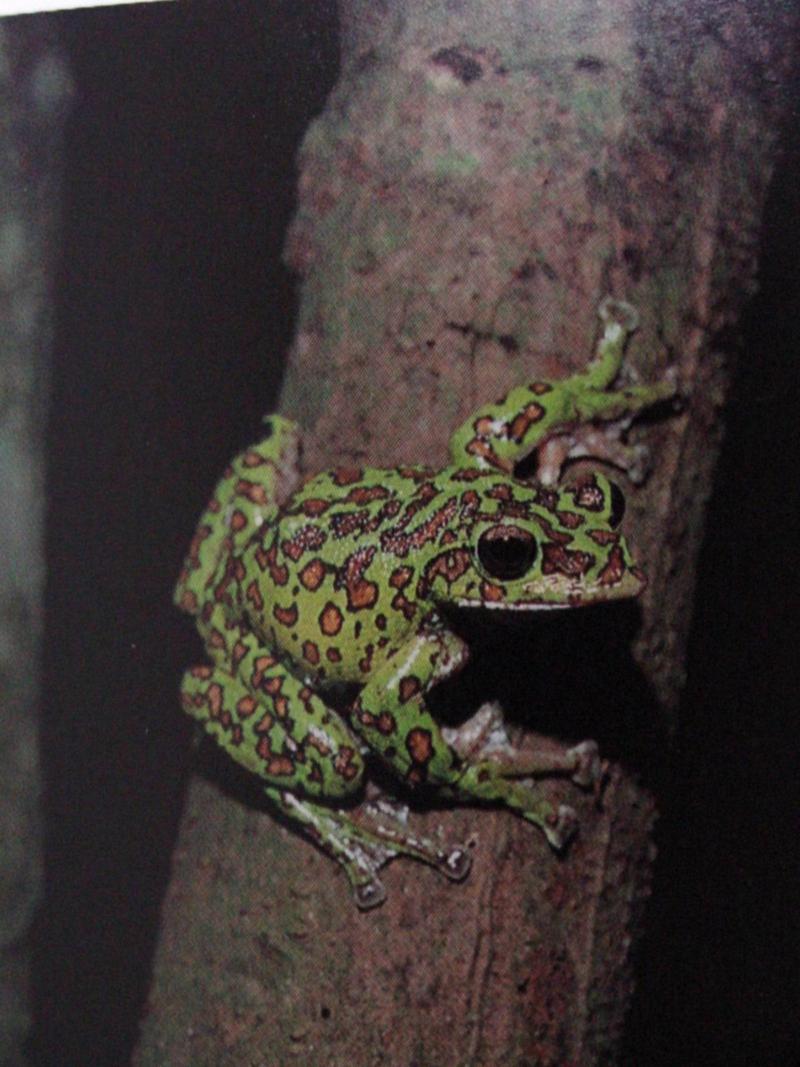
[194,599,667,826]
[436,599,666,781]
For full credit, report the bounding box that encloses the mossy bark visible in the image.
[0,19,70,1067]
[137,3,796,1065]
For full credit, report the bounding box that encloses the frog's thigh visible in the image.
[181,661,470,908]
[198,415,299,526]
[180,663,364,798]
[175,416,300,612]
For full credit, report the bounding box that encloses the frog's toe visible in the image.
[543,804,578,851]
[353,877,387,910]
[623,442,651,485]
[437,844,472,882]
[598,296,639,333]
[567,739,603,788]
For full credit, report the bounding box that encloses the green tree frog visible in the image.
[175,298,674,908]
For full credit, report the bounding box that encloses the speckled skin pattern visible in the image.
[175,299,674,907]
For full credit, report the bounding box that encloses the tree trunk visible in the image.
[0,18,70,1067]
[136,3,796,1064]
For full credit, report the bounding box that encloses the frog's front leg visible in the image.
[351,629,595,849]
[448,297,675,483]
[181,646,470,909]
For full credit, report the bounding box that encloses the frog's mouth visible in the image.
[451,565,646,610]
[455,598,573,611]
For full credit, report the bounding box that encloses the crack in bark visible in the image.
[463,818,506,1066]
[571,770,619,1062]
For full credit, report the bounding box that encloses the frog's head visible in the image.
[420,472,645,612]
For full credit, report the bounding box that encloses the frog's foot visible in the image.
[619,442,653,486]
[543,804,579,850]
[536,426,655,486]
[345,825,471,906]
[455,735,605,851]
[277,789,394,909]
[273,788,471,909]
[566,739,605,789]
[441,701,512,762]
[347,842,470,906]
[352,879,387,911]
[451,760,574,853]
[479,734,602,784]
[361,794,472,883]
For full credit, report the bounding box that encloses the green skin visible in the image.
[175,298,674,908]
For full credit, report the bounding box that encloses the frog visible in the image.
[175,297,675,909]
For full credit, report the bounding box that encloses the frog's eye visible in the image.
[477,525,538,580]
[608,481,626,528]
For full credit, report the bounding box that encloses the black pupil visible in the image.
[608,481,626,528]
[477,527,537,580]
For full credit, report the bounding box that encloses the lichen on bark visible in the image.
[137,3,797,1064]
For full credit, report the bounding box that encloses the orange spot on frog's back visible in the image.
[319,602,344,636]
[302,640,321,665]
[299,558,326,590]
[273,602,299,627]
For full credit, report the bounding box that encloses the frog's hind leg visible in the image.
[180,661,470,909]
[174,415,301,616]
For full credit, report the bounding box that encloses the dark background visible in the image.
[26,2,799,1064]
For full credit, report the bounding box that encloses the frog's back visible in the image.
[293,463,438,511]
[239,464,442,685]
